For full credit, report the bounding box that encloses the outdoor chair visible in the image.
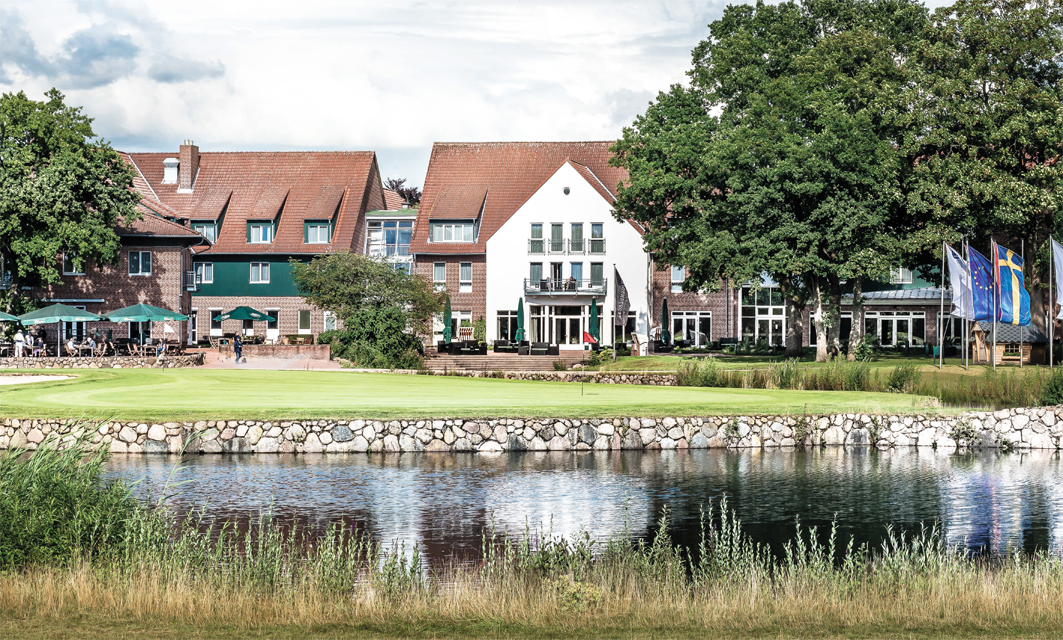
[437,340,450,355]
[530,342,550,356]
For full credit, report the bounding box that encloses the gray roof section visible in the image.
[845,287,950,304]
[974,322,1048,343]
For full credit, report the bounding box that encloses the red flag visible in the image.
[583,331,597,344]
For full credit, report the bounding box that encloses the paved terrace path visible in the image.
[192,349,344,371]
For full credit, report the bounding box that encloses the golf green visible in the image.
[0,369,941,421]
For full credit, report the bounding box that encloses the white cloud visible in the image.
[1,0,956,185]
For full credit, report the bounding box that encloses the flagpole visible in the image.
[612,264,617,364]
[964,240,969,371]
[993,240,998,371]
[1020,238,1024,368]
[939,240,945,370]
[1052,236,1055,370]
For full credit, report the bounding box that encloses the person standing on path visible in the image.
[14,329,24,358]
[234,334,243,364]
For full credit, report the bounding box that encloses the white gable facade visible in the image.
[485,162,651,348]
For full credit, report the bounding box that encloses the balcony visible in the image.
[529,237,605,255]
[589,238,606,254]
[567,238,585,254]
[183,271,199,292]
[528,238,544,254]
[524,277,608,296]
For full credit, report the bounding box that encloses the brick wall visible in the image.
[189,295,334,341]
[38,244,191,341]
[413,255,487,322]
[650,265,736,341]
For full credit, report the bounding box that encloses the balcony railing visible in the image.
[589,238,606,254]
[524,277,607,296]
[528,238,605,255]
[183,271,199,292]
[528,238,544,254]
[548,239,566,254]
[568,238,585,254]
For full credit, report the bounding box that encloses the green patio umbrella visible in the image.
[0,311,16,322]
[442,297,453,343]
[105,303,188,323]
[18,303,101,326]
[18,303,102,354]
[514,297,526,342]
[661,298,671,345]
[213,306,272,322]
[589,297,599,343]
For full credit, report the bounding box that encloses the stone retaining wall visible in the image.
[0,353,205,369]
[218,344,330,361]
[2,406,1060,453]
[425,370,678,385]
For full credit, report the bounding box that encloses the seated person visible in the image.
[86,336,97,351]
[156,339,167,356]
[31,335,45,357]
[65,337,78,356]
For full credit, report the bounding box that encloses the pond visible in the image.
[106,448,1063,561]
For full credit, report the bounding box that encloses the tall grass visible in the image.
[677,357,879,392]
[5,439,1063,637]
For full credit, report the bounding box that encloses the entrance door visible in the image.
[266,310,279,342]
[129,321,151,345]
[62,306,87,341]
[554,317,569,345]
[209,309,222,337]
[880,319,895,346]
[189,310,198,344]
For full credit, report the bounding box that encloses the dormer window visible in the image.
[890,267,913,284]
[192,220,217,243]
[305,220,331,244]
[248,222,274,244]
[430,221,474,243]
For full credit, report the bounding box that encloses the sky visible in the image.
[1,0,953,187]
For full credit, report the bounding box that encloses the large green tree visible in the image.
[0,89,141,313]
[612,0,925,359]
[901,0,1063,332]
[290,253,445,368]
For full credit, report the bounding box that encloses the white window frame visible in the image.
[62,253,84,276]
[129,251,152,276]
[429,221,474,243]
[323,310,336,331]
[890,267,913,285]
[671,265,685,293]
[306,221,331,244]
[192,220,217,243]
[459,262,472,293]
[194,262,213,284]
[249,223,274,244]
[671,310,712,347]
[189,308,198,343]
[250,262,270,284]
[433,262,446,291]
[298,309,312,335]
[209,307,223,337]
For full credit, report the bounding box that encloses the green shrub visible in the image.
[473,316,487,344]
[886,362,920,394]
[853,336,875,361]
[0,434,142,569]
[587,349,604,367]
[553,359,568,371]
[319,307,425,369]
[1041,368,1063,406]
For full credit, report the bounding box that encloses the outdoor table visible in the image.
[0,342,11,357]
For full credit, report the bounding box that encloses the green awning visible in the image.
[214,306,272,322]
[18,303,101,326]
[0,311,16,322]
[105,303,188,323]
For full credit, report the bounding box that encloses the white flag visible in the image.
[1053,238,1063,319]
[946,244,973,320]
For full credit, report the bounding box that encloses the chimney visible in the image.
[178,140,199,192]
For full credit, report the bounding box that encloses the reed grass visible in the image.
[4,439,1063,638]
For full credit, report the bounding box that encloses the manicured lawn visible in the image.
[0,369,941,420]
[592,353,982,373]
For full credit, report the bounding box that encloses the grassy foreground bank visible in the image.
[3,440,1063,639]
[0,368,937,421]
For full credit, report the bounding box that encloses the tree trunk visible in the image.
[812,276,829,362]
[780,274,805,358]
[826,274,842,358]
[847,278,864,361]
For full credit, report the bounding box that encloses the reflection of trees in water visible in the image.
[105,447,1063,563]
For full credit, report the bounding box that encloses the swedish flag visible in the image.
[995,244,1031,326]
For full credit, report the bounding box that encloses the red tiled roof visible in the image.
[126,150,385,254]
[382,188,405,210]
[410,142,628,255]
[115,152,203,241]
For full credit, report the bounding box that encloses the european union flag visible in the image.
[996,245,1031,326]
[968,246,995,322]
